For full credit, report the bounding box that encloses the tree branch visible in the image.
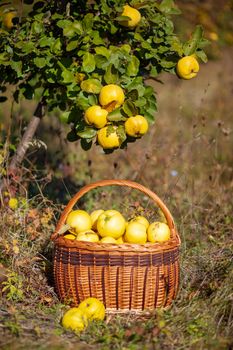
[8,99,46,173]
[0,98,46,194]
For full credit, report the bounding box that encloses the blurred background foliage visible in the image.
[1,0,233,49]
[175,0,233,54]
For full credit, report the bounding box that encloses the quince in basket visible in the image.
[147,222,171,243]
[63,233,76,240]
[64,209,171,244]
[100,236,117,244]
[97,210,126,239]
[90,209,104,230]
[76,230,99,243]
[124,221,147,244]
[128,215,150,229]
[116,236,124,244]
[66,210,92,234]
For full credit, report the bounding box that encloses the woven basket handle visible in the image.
[51,179,179,242]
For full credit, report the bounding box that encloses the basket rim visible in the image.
[53,233,180,253]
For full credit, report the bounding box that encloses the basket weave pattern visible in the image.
[52,180,180,313]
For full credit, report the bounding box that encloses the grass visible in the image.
[1,168,232,350]
[0,224,232,350]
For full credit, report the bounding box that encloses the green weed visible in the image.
[2,271,24,302]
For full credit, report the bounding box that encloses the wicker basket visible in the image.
[51,179,181,314]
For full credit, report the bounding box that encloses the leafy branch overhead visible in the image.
[0,0,208,151]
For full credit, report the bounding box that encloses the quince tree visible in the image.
[0,0,208,171]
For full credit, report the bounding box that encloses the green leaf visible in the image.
[134,33,144,42]
[121,44,131,54]
[52,38,62,54]
[34,13,45,21]
[158,46,169,54]
[73,21,83,34]
[46,68,57,83]
[32,21,43,34]
[107,108,127,122]
[22,42,35,54]
[94,46,110,58]
[198,38,210,49]
[11,60,22,77]
[196,50,208,63]
[9,143,16,152]
[126,56,140,77]
[61,70,75,83]
[83,13,94,31]
[163,18,174,34]
[51,13,63,20]
[0,52,10,64]
[76,93,90,110]
[88,94,98,106]
[66,40,79,52]
[56,19,73,29]
[141,41,152,50]
[192,25,204,41]
[0,28,9,37]
[92,31,105,45]
[39,36,54,47]
[108,52,120,69]
[6,46,14,56]
[105,125,115,136]
[150,66,158,77]
[160,59,176,69]
[67,107,82,123]
[122,100,138,117]
[57,20,83,38]
[143,110,155,123]
[76,126,97,139]
[80,79,102,94]
[63,25,75,38]
[183,25,204,56]
[80,138,93,150]
[115,15,131,22]
[144,86,155,98]
[82,35,90,44]
[95,55,108,68]
[21,84,34,99]
[59,111,70,124]
[67,130,79,142]
[144,107,156,121]
[82,53,95,73]
[127,80,145,97]
[167,37,183,56]
[0,96,7,103]
[34,57,47,68]
[159,0,181,15]
[127,89,139,101]
[135,97,146,107]
[109,23,118,35]
[104,64,119,84]
[116,125,127,144]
